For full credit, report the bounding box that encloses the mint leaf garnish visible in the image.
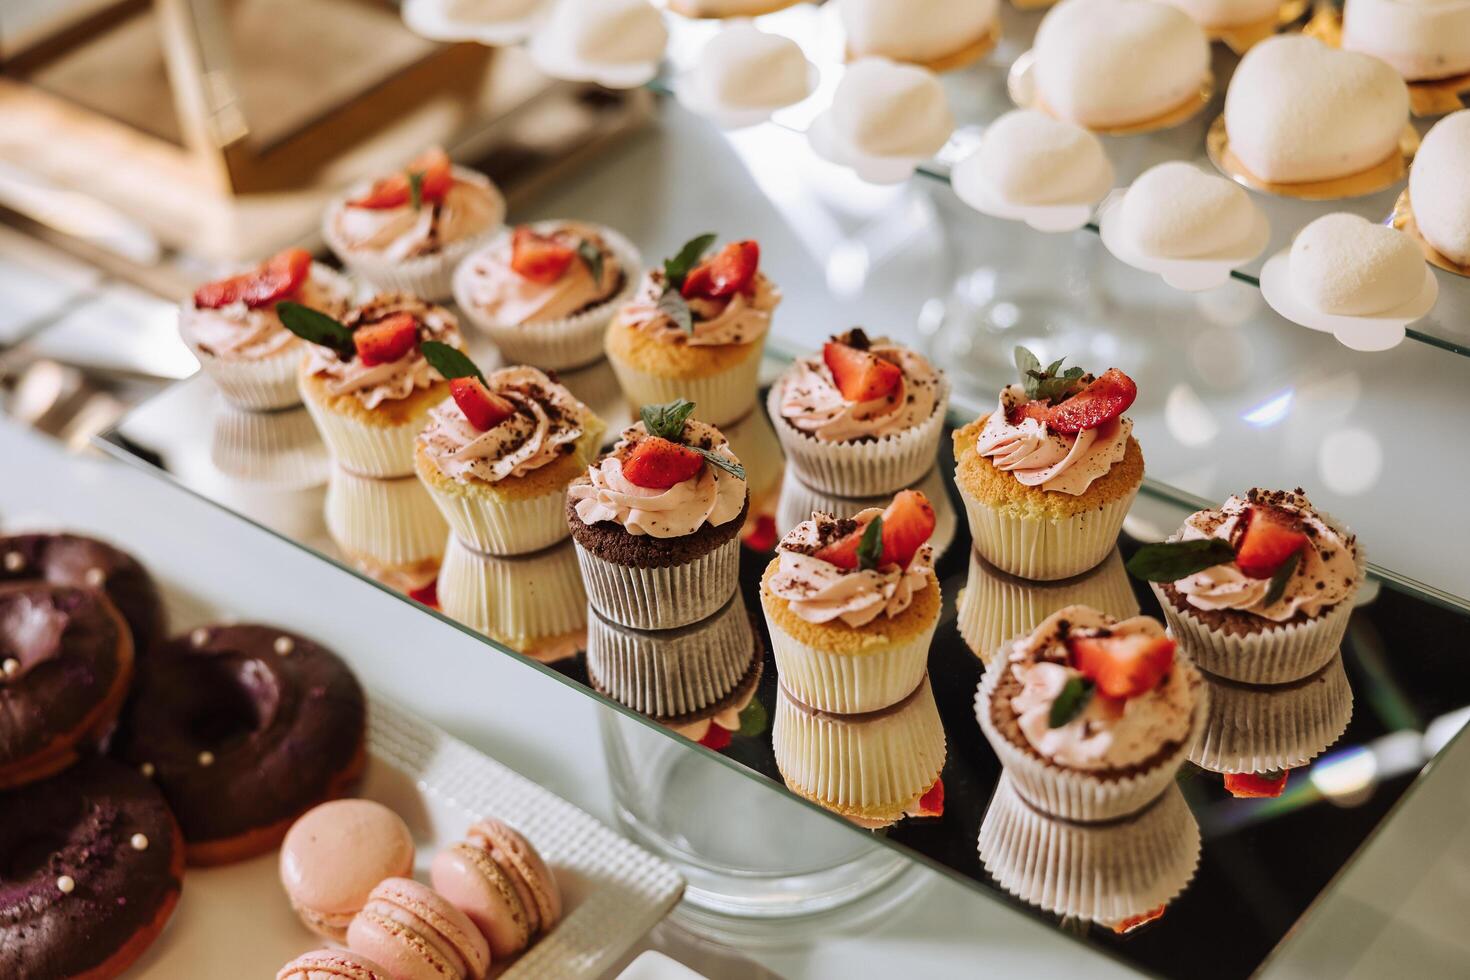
[408,170,425,211]
[1014,346,1041,391]
[640,399,697,441]
[1125,539,1238,582]
[1049,676,1094,728]
[1263,549,1302,608]
[1015,346,1088,404]
[278,301,356,360]
[576,239,604,285]
[663,233,716,291]
[420,341,483,383]
[656,290,693,334]
[857,516,885,571]
[692,447,745,481]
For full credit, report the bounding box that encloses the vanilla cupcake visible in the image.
[453,221,639,371]
[976,605,1205,821]
[760,491,940,714]
[953,347,1143,581]
[181,248,353,410]
[415,353,605,556]
[605,236,778,427]
[840,0,1000,72]
[567,399,748,630]
[768,329,949,497]
[286,293,464,478]
[323,147,505,301]
[1127,488,1364,685]
[1343,0,1470,82]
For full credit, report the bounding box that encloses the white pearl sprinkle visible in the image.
[3,551,22,572]
[130,833,149,851]
[273,636,294,656]
[84,567,106,587]
[56,875,75,894]
[140,762,155,778]
[2,658,18,677]
[190,628,209,648]
[197,751,215,767]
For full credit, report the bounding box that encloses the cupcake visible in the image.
[567,399,748,630]
[953,347,1143,581]
[453,221,640,371]
[323,147,505,301]
[768,328,949,497]
[284,293,464,478]
[437,536,587,663]
[975,605,1205,821]
[775,463,958,560]
[414,347,605,556]
[760,490,940,714]
[1125,488,1364,684]
[325,463,446,593]
[604,235,779,427]
[181,248,353,410]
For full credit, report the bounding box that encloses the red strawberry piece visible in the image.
[699,724,732,750]
[914,778,945,818]
[449,377,515,431]
[680,240,760,300]
[813,490,937,570]
[1234,506,1310,580]
[408,578,439,608]
[1044,367,1138,434]
[193,247,313,310]
[1067,633,1176,700]
[1111,905,1166,935]
[353,313,420,366]
[622,437,705,490]
[347,147,454,209]
[1005,399,1053,427]
[822,341,903,403]
[1224,770,1289,799]
[510,226,576,283]
[742,513,778,553]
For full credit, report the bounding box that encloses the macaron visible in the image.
[429,819,561,959]
[280,799,416,940]
[348,878,491,980]
[277,949,392,980]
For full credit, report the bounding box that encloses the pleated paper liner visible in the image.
[1008,50,1215,136]
[721,406,785,515]
[574,536,741,631]
[299,374,434,479]
[956,546,1139,666]
[1206,114,1420,201]
[586,592,758,719]
[775,464,958,561]
[591,626,765,736]
[606,338,765,430]
[1206,0,1308,56]
[773,674,947,829]
[1392,188,1470,280]
[1303,6,1470,117]
[843,18,1001,75]
[210,401,331,489]
[438,535,588,662]
[958,476,1140,582]
[979,773,1200,926]
[325,464,446,592]
[1190,653,1353,774]
[190,342,304,412]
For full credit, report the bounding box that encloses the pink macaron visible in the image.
[280,799,416,940]
[430,819,562,959]
[277,948,392,980]
[348,877,491,980]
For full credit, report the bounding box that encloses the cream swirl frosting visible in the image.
[180,268,350,362]
[1172,490,1360,622]
[975,384,1131,494]
[1007,606,1195,771]
[419,366,596,484]
[766,509,936,628]
[568,419,746,538]
[618,270,779,347]
[779,339,945,443]
[333,174,503,261]
[304,295,462,410]
[463,224,625,326]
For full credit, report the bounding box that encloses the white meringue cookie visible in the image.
[1343,0,1470,82]
[840,0,999,65]
[527,0,667,88]
[1409,110,1470,265]
[1290,213,1426,316]
[1162,0,1278,28]
[688,23,813,113]
[1118,162,1258,258]
[965,110,1111,206]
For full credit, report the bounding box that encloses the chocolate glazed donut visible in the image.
[112,624,367,866]
[0,585,135,790]
[0,534,167,657]
[0,757,184,980]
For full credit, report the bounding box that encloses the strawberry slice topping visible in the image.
[408,578,439,608]
[822,341,903,403]
[449,377,515,431]
[698,724,732,750]
[510,227,576,283]
[354,313,420,366]
[1005,399,1053,427]
[1224,770,1289,798]
[681,240,760,300]
[742,513,778,553]
[812,490,937,570]
[1044,367,1137,434]
[622,436,705,490]
[914,778,945,818]
[193,247,312,310]
[1067,632,1175,699]
[347,147,454,210]
[1234,506,1310,580]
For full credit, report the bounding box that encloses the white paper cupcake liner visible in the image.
[1190,654,1353,774]
[976,656,1208,822]
[721,406,786,509]
[573,536,740,630]
[775,464,958,561]
[772,675,946,825]
[959,478,1140,582]
[300,381,433,479]
[325,465,447,578]
[586,593,756,718]
[414,453,573,556]
[761,580,940,714]
[956,547,1140,665]
[979,773,1200,925]
[191,343,304,411]
[438,535,588,655]
[765,373,951,497]
[210,400,331,489]
[607,339,765,428]
[453,225,642,371]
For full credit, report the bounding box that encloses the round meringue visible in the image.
[840,0,999,66]
[1343,0,1470,82]
[1409,109,1470,265]
[528,0,668,88]
[685,23,813,117]
[963,109,1112,206]
[1289,213,1426,316]
[1118,162,1258,258]
[1162,0,1278,29]
[810,58,954,181]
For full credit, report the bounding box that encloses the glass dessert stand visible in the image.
[100,352,1470,979]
